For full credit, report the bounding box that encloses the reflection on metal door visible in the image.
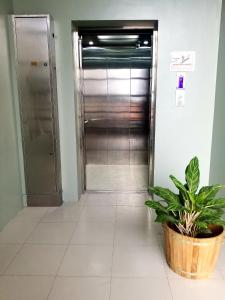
[80,33,152,190]
[13,16,62,206]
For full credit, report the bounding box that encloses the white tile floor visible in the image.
[0,192,225,300]
[86,165,148,190]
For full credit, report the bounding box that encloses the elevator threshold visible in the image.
[86,164,148,191]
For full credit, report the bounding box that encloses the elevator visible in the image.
[73,21,157,192]
[12,16,62,206]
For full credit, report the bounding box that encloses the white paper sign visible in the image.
[170,51,195,72]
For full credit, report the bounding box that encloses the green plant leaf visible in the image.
[197,208,223,220]
[185,156,200,193]
[146,156,225,236]
[145,200,168,214]
[169,175,191,208]
[204,218,225,227]
[214,219,225,226]
[155,212,178,224]
[148,186,180,204]
[167,202,185,211]
[170,175,188,196]
[196,208,225,226]
[197,184,225,203]
[195,220,208,230]
[205,198,225,209]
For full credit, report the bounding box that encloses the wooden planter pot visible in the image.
[163,223,224,279]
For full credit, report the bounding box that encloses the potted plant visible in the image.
[145,156,225,279]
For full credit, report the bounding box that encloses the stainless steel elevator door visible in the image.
[82,44,151,190]
[14,17,58,197]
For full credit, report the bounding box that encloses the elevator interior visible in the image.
[13,16,62,206]
[76,24,156,191]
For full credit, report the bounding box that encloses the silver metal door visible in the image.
[81,43,151,190]
[13,16,62,206]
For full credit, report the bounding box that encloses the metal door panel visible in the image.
[109,96,130,107]
[84,79,107,95]
[131,95,147,102]
[130,151,148,164]
[86,150,108,164]
[107,128,130,150]
[131,79,149,95]
[130,128,148,150]
[108,69,130,78]
[83,69,107,79]
[108,79,130,95]
[108,150,130,165]
[84,95,107,107]
[131,68,149,78]
[14,16,62,205]
[85,127,108,150]
[81,40,151,190]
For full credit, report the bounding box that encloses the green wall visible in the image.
[0,0,23,229]
[12,0,222,199]
[210,0,225,188]
[0,0,223,228]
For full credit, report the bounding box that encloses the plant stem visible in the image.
[176,211,200,237]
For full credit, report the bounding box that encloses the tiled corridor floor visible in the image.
[0,192,225,299]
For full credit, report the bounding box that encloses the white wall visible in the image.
[12,0,222,200]
[0,0,23,229]
[210,0,225,188]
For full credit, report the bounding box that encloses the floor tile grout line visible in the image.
[2,215,45,276]
[54,274,168,279]
[36,207,54,224]
[46,193,88,300]
[26,198,85,245]
[0,273,169,279]
[24,221,78,246]
[166,276,175,300]
[9,208,49,224]
[2,192,225,297]
[1,192,166,297]
[108,199,118,300]
[0,194,86,298]
[160,239,175,300]
[85,191,147,207]
[24,197,86,246]
[36,220,79,222]
[0,243,23,275]
[40,202,84,223]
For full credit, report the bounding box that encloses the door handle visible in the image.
[84,118,104,123]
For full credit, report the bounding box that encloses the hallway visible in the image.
[0,192,225,299]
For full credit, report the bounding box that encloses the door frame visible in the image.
[72,20,158,193]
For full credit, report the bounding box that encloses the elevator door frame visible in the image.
[72,20,158,193]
